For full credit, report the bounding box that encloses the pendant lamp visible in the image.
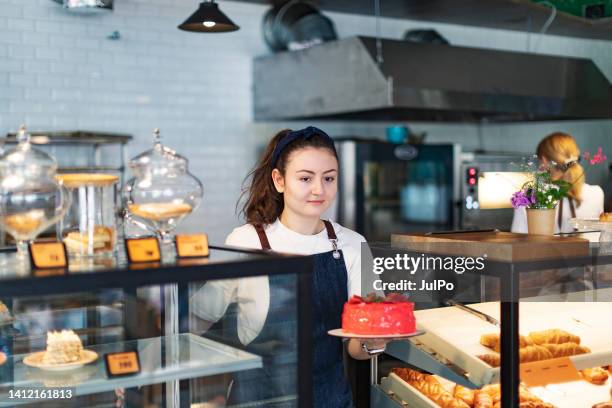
[178,0,240,32]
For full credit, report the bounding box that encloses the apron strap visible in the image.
[323,220,341,259]
[322,220,337,240]
[253,224,272,251]
[557,198,577,230]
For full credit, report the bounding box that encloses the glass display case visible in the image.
[0,245,313,407]
[364,233,612,408]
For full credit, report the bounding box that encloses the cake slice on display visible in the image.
[42,330,84,365]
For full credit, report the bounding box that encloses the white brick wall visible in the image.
[1,0,611,242]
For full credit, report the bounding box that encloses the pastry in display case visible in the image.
[124,128,203,258]
[0,244,312,406]
[369,236,612,408]
[57,173,119,258]
[23,329,98,370]
[0,125,71,262]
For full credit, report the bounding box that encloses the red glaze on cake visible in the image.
[342,293,416,335]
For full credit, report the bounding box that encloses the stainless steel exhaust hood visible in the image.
[253,36,612,122]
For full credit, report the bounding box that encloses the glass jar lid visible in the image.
[129,129,188,172]
[0,125,58,176]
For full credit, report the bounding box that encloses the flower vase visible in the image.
[526,208,556,235]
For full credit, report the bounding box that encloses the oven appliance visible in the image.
[332,138,461,241]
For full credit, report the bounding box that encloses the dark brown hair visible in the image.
[239,128,338,225]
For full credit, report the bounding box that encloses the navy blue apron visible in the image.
[225,221,353,407]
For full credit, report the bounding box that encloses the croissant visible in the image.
[542,342,590,357]
[410,378,470,408]
[478,354,501,367]
[480,333,534,352]
[392,367,426,383]
[474,390,494,408]
[453,385,475,406]
[528,329,580,345]
[520,345,554,363]
[580,367,609,385]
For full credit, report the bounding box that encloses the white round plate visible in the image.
[23,350,98,372]
[327,328,425,340]
[570,218,612,231]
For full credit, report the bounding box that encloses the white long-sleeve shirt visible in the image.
[190,219,366,344]
[511,183,604,234]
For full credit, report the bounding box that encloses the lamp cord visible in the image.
[528,1,557,52]
[374,0,383,65]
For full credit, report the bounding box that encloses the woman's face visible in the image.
[272,147,338,220]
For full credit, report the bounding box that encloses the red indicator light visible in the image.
[469,168,476,176]
[469,178,476,185]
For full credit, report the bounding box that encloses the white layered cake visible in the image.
[42,330,83,364]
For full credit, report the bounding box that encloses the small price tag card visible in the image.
[125,237,160,263]
[175,234,209,258]
[28,241,67,269]
[105,351,141,377]
[521,357,580,387]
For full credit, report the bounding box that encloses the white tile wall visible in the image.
[1,0,611,241]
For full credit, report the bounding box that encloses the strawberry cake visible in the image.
[341,293,416,335]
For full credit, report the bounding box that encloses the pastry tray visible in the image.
[379,371,612,408]
[410,301,612,386]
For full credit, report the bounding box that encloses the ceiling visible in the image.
[229,0,612,40]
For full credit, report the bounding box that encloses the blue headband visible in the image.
[271,126,336,167]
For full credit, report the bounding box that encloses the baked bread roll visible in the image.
[600,212,612,222]
[453,385,475,406]
[478,354,501,367]
[478,345,554,367]
[528,329,580,345]
[542,342,590,357]
[580,367,609,385]
[592,403,612,408]
[392,368,470,408]
[392,367,428,383]
[480,333,533,352]
[520,345,554,363]
[475,390,494,408]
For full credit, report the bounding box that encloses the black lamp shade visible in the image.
[178,1,240,32]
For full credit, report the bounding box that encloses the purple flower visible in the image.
[511,191,533,209]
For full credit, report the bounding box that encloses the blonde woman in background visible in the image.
[511,132,604,234]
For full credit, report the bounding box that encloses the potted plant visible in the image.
[511,147,607,235]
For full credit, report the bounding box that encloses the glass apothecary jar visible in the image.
[56,173,119,258]
[124,129,203,255]
[0,126,70,259]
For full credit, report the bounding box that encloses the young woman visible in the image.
[511,132,604,234]
[192,126,382,407]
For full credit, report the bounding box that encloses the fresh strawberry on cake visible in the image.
[342,293,416,336]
